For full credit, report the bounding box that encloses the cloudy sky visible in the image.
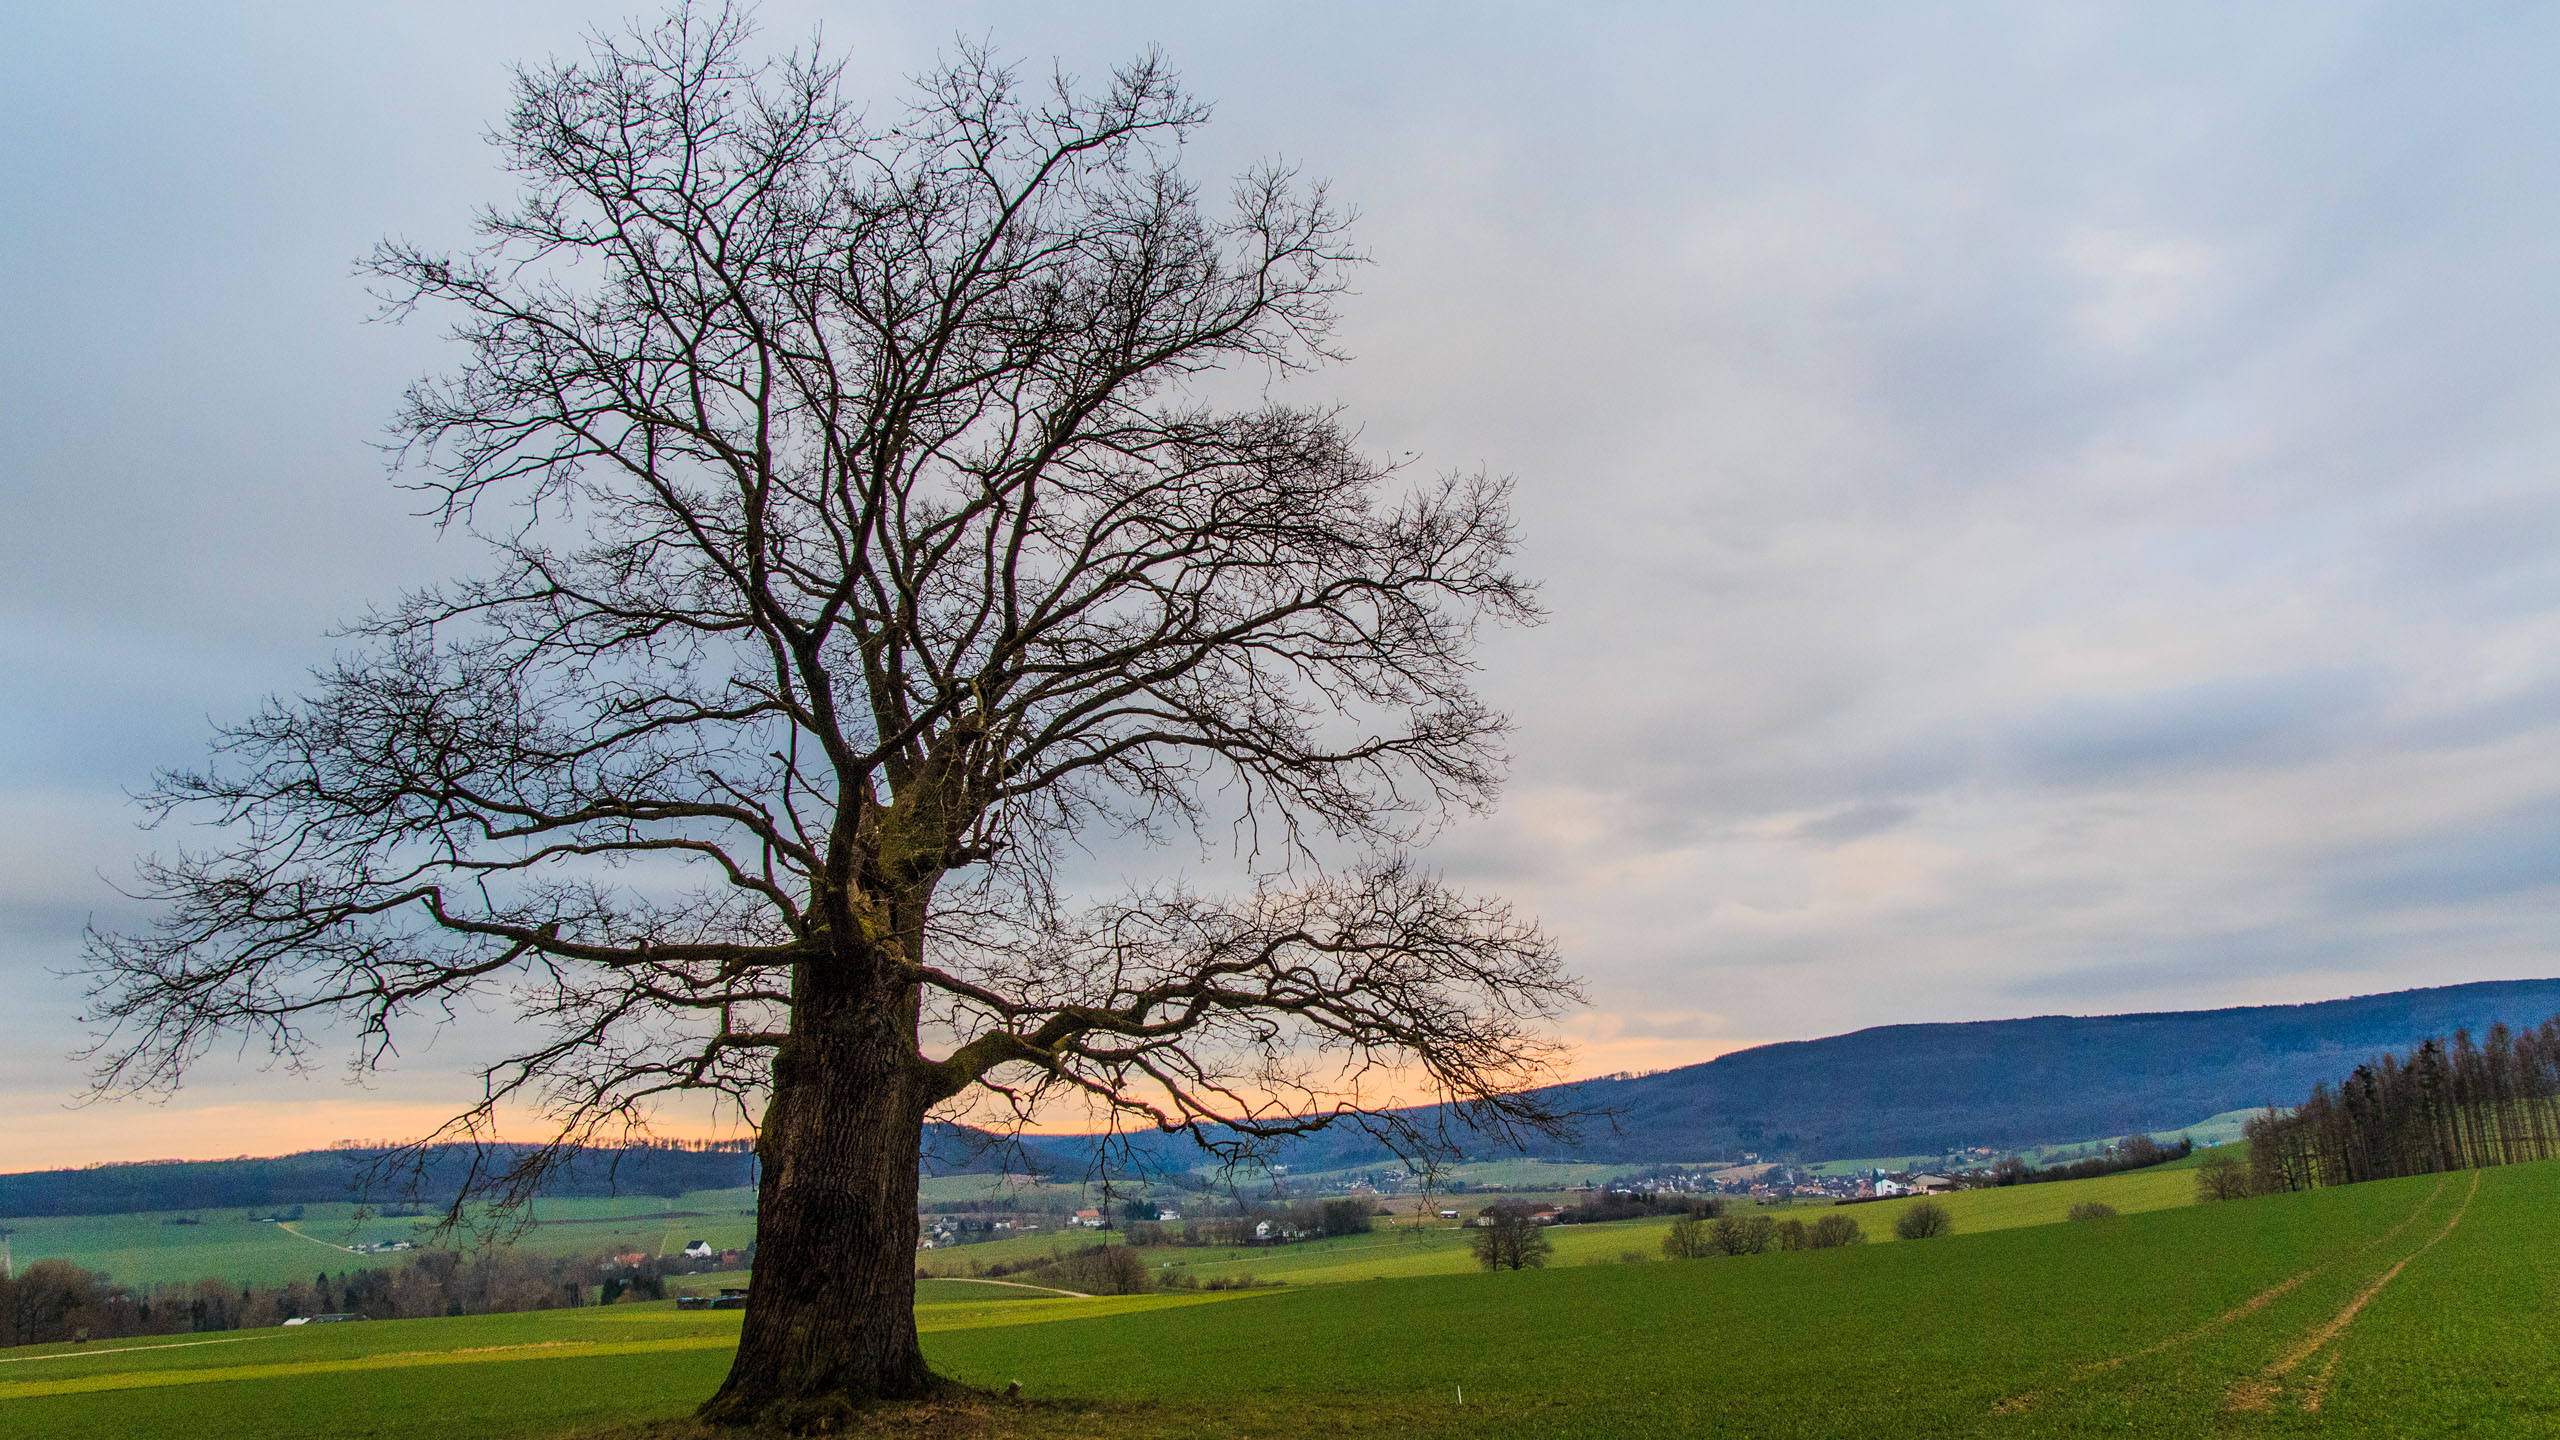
[9,2,2560,1168]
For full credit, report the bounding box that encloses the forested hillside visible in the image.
[1221,977,2560,1170]
[1534,977,2560,1163]
[0,1126,1087,1218]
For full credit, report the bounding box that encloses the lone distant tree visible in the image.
[1894,1200,1954,1240]
[80,6,1577,1424]
[2195,1150,2250,1202]
[1470,1206,1554,1271]
[1660,1214,1710,1259]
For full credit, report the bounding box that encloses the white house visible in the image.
[683,1240,715,1259]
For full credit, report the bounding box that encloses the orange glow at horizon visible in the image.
[5,1034,1763,1174]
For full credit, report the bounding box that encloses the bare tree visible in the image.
[1469,1204,1553,1271]
[80,5,1577,1422]
[2194,1149,2250,1202]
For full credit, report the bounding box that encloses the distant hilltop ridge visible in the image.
[1517,975,2560,1165]
[1188,975,2560,1172]
[11,977,2560,1215]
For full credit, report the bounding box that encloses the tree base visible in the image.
[698,1370,982,1434]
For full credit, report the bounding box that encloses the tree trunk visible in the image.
[700,952,940,1426]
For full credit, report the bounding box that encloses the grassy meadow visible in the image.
[0,1190,761,1291]
[5,1156,2556,1437]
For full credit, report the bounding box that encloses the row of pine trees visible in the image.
[2242,1016,2560,1194]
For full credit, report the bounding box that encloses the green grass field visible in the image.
[0,1189,762,1290]
[5,1157,2554,1438]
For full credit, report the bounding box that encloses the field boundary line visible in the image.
[0,1334,276,1366]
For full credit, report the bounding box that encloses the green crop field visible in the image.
[0,1189,762,1291]
[5,1159,2554,1438]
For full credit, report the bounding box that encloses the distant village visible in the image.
[912,1155,1993,1253]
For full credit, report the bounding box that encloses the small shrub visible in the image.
[2067,1202,2118,1222]
[1806,1213,1865,1248]
[1895,1200,1953,1240]
[1775,1219,1810,1251]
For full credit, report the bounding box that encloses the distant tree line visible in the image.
[0,1247,661,1347]
[1662,1210,1867,1259]
[1555,1192,1724,1225]
[2235,1018,2560,1195]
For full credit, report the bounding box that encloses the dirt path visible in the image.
[274,1222,362,1255]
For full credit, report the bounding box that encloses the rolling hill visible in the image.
[1510,976,2560,1163]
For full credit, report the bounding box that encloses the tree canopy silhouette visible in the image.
[82,5,1578,1421]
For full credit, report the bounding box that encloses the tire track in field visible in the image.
[1989,1175,2449,1417]
[2300,1349,2342,1413]
[2225,1168,2480,1414]
[2089,1172,2445,1374]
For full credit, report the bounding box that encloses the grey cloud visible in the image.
[2002,670,2374,787]
[1793,800,1916,847]
[2325,794,2560,911]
